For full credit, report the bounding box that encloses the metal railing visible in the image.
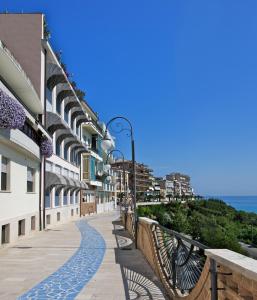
[151,223,208,295]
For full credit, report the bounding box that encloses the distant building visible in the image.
[155,177,174,201]
[166,172,193,197]
[111,160,153,201]
[111,166,130,196]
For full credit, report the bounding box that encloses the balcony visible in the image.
[46,111,88,160]
[82,121,103,136]
[0,127,40,160]
[0,40,43,114]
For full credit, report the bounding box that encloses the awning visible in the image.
[45,171,88,190]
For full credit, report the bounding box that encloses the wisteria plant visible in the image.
[0,88,26,129]
[40,137,53,158]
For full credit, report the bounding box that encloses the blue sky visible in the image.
[2,0,257,195]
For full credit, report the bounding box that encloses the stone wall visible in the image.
[206,249,257,300]
[124,213,257,300]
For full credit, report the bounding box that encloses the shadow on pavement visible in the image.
[112,219,169,300]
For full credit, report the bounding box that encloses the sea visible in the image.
[206,195,257,213]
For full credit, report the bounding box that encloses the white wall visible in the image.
[45,204,80,228]
[0,142,40,221]
[0,142,40,246]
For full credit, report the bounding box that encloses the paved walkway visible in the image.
[0,210,168,300]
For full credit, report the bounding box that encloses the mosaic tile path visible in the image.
[18,220,106,300]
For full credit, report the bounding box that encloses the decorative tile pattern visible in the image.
[18,220,106,300]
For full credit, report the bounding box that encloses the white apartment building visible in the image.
[0,39,50,246]
[0,13,117,246]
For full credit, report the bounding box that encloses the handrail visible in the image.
[151,222,207,294]
[157,224,209,251]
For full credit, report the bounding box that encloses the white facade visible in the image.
[0,46,44,246]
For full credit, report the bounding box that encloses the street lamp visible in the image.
[103,116,137,247]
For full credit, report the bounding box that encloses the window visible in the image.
[55,189,60,207]
[57,212,61,222]
[46,88,52,111]
[83,157,89,180]
[71,209,74,216]
[18,219,25,236]
[27,167,35,193]
[31,216,36,230]
[90,157,96,180]
[56,98,62,115]
[1,224,10,244]
[70,149,75,163]
[64,106,69,124]
[46,215,51,225]
[46,88,52,104]
[70,191,74,204]
[75,191,79,204]
[56,140,61,157]
[76,154,81,166]
[45,189,51,208]
[20,121,40,145]
[76,124,80,136]
[63,190,68,205]
[64,145,68,161]
[1,156,9,191]
[92,135,97,152]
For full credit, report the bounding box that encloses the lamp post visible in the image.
[105,149,126,219]
[103,116,137,247]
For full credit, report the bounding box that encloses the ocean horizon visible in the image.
[205,195,257,213]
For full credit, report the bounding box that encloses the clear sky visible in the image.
[2,0,257,195]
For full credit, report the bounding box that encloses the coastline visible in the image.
[205,195,257,213]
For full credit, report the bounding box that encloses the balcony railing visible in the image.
[151,223,208,294]
[123,212,209,298]
[20,121,41,146]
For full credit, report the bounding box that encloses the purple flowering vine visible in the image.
[0,88,26,129]
[40,137,53,158]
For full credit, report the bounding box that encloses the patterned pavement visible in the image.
[18,220,106,300]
